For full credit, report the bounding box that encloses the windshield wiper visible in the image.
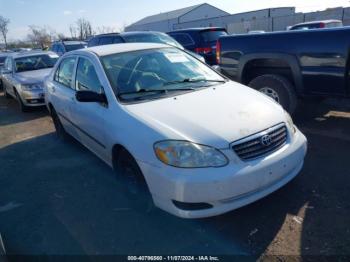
[163,78,226,86]
[118,87,196,100]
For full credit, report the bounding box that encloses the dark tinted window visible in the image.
[54,57,76,88]
[88,37,99,47]
[0,57,6,63]
[57,44,65,53]
[200,30,227,43]
[65,44,85,52]
[75,58,101,93]
[169,33,194,47]
[112,36,124,43]
[99,37,114,45]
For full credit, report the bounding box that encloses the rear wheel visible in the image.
[115,148,153,213]
[51,107,70,140]
[248,74,297,114]
[15,90,30,112]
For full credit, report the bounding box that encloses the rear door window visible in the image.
[88,37,99,47]
[99,36,114,45]
[169,33,194,47]
[112,36,124,43]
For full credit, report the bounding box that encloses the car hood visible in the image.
[14,68,52,84]
[124,82,286,149]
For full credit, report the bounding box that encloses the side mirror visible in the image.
[75,90,107,104]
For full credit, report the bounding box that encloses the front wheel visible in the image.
[115,148,153,213]
[248,74,297,114]
[15,90,30,112]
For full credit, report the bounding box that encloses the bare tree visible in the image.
[95,25,117,34]
[27,25,52,49]
[69,24,77,39]
[76,18,93,40]
[0,15,10,49]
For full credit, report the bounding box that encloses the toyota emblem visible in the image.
[261,135,272,147]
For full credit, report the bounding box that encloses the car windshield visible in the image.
[101,47,225,102]
[15,54,58,72]
[65,44,86,51]
[0,57,7,63]
[122,33,183,49]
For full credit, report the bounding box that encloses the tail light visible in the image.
[319,23,325,28]
[195,47,212,54]
[216,40,221,64]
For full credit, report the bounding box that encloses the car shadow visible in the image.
[0,99,349,258]
[0,133,289,257]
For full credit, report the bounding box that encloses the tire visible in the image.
[15,90,30,112]
[50,107,70,140]
[248,74,298,114]
[115,148,153,213]
[0,79,3,90]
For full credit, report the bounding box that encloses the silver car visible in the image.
[1,51,58,112]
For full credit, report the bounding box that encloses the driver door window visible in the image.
[75,57,102,93]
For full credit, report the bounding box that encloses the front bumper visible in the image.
[138,129,307,219]
[19,89,45,106]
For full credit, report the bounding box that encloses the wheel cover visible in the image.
[259,87,280,103]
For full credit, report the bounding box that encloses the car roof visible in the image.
[62,41,86,45]
[91,33,120,38]
[74,42,171,57]
[120,31,167,36]
[292,20,342,26]
[168,27,226,33]
[8,51,58,59]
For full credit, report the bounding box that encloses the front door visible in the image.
[69,56,108,161]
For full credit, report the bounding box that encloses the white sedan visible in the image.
[44,43,307,218]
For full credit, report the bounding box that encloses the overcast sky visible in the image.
[1,0,349,41]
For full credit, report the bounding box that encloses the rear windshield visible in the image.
[65,44,86,52]
[200,30,227,43]
[15,54,58,72]
[0,57,6,63]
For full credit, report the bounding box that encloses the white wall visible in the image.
[179,4,228,23]
[125,18,178,32]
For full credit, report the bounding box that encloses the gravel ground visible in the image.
[0,92,350,260]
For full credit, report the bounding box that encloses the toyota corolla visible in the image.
[44,43,307,218]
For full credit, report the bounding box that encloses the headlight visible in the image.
[285,111,296,135]
[21,83,42,91]
[154,140,228,168]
